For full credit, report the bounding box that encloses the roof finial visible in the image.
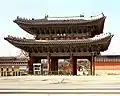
[80,13,84,17]
[101,12,104,16]
[45,14,49,19]
[17,16,19,19]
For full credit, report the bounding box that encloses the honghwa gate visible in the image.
[4,13,113,75]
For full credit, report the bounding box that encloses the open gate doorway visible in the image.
[77,59,91,76]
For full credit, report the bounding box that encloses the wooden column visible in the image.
[28,56,35,74]
[54,58,58,73]
[73,57,77,75]
[89,53,95,76]
[51,57,58,74]
[47,53,51,72]
[70,53,77,75]
[87,56,92,75]
[92,55,95,76]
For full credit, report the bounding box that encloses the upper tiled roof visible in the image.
[13,13,106,25]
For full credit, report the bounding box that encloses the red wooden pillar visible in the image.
[89,53,95,76]
[73,57,77,75]
[54,58,58,73]
[51,58,54,72]
[47,53,51,72]
[92,56,95,75]
[51,57,58,74]
[88,56,92,75]
[70,53,73,75]
[70,53,77,75]
[28,56,35,74]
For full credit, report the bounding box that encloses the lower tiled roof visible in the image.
[5,33,113,45]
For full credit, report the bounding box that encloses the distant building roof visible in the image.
[0,56,28,66]
[96,55,120,58]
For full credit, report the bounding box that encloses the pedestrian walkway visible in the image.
[0,76,120,89]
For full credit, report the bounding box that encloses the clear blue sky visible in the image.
[0,0,120,56]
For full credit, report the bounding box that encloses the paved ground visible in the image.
[1,94,120,96]
[0,76,120,95]
[0,75,120,89]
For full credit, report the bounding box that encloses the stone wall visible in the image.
[95,70,120,76]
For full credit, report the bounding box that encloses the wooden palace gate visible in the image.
[4,13,113,75]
